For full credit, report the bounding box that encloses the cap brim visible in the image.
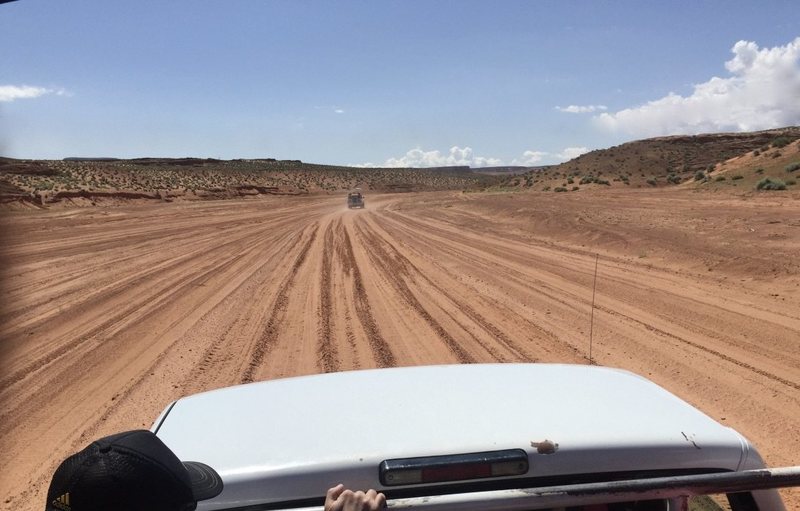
[183,461,224,501]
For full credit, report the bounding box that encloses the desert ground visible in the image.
[1,189,799,510]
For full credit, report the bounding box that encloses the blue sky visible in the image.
[2,1,799,166]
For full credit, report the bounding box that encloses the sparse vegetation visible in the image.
[646,178,657,186]
[715,176,726,181]
[756,177,787,191]
[694,171,706,181]
[732,175,744,180]
[554,186,568,192]
[772,136,793,148]
[785,162,800,173]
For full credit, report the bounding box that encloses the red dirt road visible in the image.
[1,190,799,510]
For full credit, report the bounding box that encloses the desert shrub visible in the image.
[785,162,800,173]
[554,186,568,192]
[646,178,657,186]
[706,164,715,172]
[572,186,579,191]
[542,185,551,191]
[567,177,574,184]
[755,168,765,174]
[786,179,797,186]
[756,177,787,191]
[715,176,726,181]
[694,171,706,181]
[772,136,793,148]
[732,175,744,180]
[579,175,594,185]
[772,151,782,158]
[667,174,681,184]
[753,149,760,156]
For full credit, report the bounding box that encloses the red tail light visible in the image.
[379,449,528,486]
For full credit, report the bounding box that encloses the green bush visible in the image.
[785,162,800,173]
[554,186,568,192]
[755,168,765,174]
[579,175,594,185]
[667,174,681,184]
[715,176,726,181]
[567,177,574,184]
[786,179,797,186]
[595,178,610,186]
[572,186,579,191]
[646,178,657,186]
[772,136,793,148]
[732,175,744,180]
[753,149,760,156]
[756,177,787,191]
[694,171,706,181]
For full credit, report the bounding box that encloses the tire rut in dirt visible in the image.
[0,222,282,396]
[317,223,339,373]
[353,220,476,364]
[370,214,542,362]
[338,219,396,368]
[240,225,320,384]
[0,235,270,427]
[599,304,800,392]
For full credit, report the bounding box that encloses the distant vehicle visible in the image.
[152,364,799,511]
[347,189,365,209]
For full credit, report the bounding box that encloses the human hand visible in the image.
[325,484,387,511]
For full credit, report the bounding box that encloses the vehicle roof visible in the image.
[153,364,757,509]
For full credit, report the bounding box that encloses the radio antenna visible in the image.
[588,253,599,365]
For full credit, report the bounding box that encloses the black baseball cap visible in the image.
[45,430,223,511]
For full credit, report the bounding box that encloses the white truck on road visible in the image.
[152,364,799,510]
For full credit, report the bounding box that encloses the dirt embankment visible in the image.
[1,189,799,510]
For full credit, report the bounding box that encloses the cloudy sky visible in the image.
[2,1,799,167]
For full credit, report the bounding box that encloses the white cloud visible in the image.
[0,85,68,102]
[556,146,589,161]
[595,37,800,136]
[556,104,607,113]
[512,150,547,166]
[363,146,503,168]
[334,108,345,114]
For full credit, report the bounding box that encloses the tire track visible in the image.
[241,225,319,384]
[0,219,288,394]
[337,219,396,367]
[0,232,271,427]
[598,304,800,392]
[353,220,476,364]
[388,205,800,366]
[367,214,541,362]
[317,223,339,373]
[184,228,305,392]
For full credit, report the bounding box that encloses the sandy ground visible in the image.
[1,190,799,510]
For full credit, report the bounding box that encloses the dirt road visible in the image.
[2,190,799,510]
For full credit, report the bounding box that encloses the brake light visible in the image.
[379,449,528,486]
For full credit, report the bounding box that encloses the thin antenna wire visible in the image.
[589,253,599,365]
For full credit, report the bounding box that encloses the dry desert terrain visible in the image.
[1,189,799,510]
